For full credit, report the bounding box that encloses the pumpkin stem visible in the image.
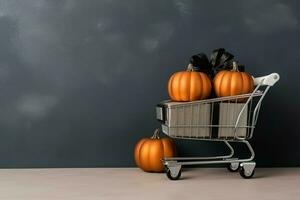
[151,128,160,139]
[187,63,194,72]
[232,61,239,72]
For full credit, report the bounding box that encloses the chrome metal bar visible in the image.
[247,96,253,138]
[170,124,254,128]
[166,92,263,108]
[233,83,262,140]
[249,86,271,139]
[170,140,254,166]
[175,159,238,165]
[242,140,255,161]
[224,140,235,158]
[170,135,237,142]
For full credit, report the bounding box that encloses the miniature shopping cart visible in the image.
[156,73,280,180]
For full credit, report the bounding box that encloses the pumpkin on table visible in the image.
[134,129,177,172]
[213,61,254,98]
[168,64,212,101]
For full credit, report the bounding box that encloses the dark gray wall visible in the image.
[0,0,299,168]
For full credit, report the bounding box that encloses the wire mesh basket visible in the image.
[157,92,263,140]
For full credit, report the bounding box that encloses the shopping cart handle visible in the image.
[253,73,280,86]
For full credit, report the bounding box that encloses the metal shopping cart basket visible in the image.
[156,73,280,180]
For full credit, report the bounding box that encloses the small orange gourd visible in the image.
[134,129,177,172]
[168,64,212,102]
[213,62,254,97]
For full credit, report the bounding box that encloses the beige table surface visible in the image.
[0,168,299,200]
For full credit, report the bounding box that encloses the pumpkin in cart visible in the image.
[213,61,254,98]
[168,64,212,101]
[134,129,177,172]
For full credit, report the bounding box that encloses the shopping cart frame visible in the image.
[156,73,280,179]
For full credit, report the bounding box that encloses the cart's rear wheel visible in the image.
[166,168,181,180]
[239,162,255,179]
[239,167,255,178]
[227,162,240,172]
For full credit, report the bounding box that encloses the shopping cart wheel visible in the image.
[165,163,182,181]
[226,162,240,172]
[166,168,181,180]
[239,162,255,179]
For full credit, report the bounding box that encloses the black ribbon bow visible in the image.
[189,48,245,78]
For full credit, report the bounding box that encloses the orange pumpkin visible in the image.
[134,129,177,172]
[168,64,212,101]
[213,62,254,98]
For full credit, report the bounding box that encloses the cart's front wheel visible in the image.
[166,168,181,180]
[227,162,240,172]
[239,162,255,179]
